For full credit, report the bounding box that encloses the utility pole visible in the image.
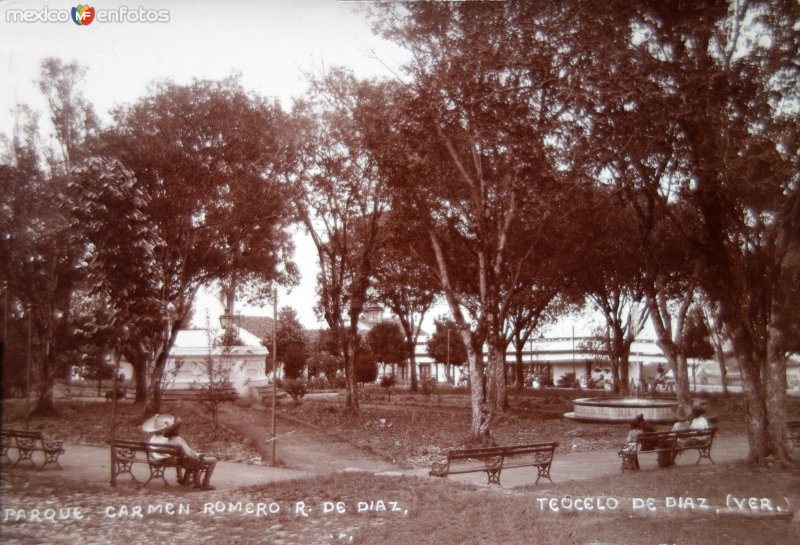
[271,285,277,466]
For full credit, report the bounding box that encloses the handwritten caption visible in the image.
[1,499,408,524]
[2,495,792,525]
[533,494,791,514]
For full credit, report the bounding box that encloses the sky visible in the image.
[0,0,411,330]
[0,0,619,338]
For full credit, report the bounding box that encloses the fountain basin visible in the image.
[564,397,679,424]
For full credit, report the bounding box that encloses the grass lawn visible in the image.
[3,391,799,544]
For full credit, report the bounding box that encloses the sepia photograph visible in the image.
[1,1,799,544]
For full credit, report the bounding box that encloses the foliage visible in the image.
[265,307,308,380]
[426,318,467,367]
[420,376,437,397]
[367,321,408,367]
[294,71,393,412]
[379,374,397,389]
[281,378,307,403]
[355,349,379,384]
[76,76,298,414]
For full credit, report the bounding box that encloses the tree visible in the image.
[194,311,237,433]
[367,320,408,378]
[0,59,96,415]
[588,0,800,464]
[294,71,391,412]
[266,307,308,380]
[426,318,467,383]
[355,347,379,384]
[369,1,604,443]
[82,76,298,415]
[371,213,439,391]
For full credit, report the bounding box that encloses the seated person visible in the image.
[143,413,217,490]
[690,406,710,430]
[143,413,185,483]
[661,403,693,467]
[622,414,654,469]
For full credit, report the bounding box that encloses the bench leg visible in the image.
[696,446,714,465]
[146,464,170,487]
[39,449,64,470]
[536,463,553,484]
[485,468,502,486]
[114,459,143,484]
[15,448,37,468]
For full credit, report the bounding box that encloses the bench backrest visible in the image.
[2,429,44,441]
[111,439,184,459]
[638,428,715,443]
[448,442,558,461]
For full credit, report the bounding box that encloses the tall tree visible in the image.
[370,1,602,442]
[294,71,391,413]
[82,77,297,415]
[0,59,96,415]
[591,0,800,464]
[371,213,439,391]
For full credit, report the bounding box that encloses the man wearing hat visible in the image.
[142,414,217,490]
[671,403,693,432]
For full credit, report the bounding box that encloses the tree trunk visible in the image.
[738,355,769,464]
[466,332,491,445]
[344,328,360,413]
[486,339,507,413]
[32,360,56,416]
[514,338,525,392]
[132,353,148,403]
[766,325,792,464]
[409,341,419,392]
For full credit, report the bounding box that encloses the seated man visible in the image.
[143,414,217,490]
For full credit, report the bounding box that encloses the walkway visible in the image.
[1,433,751,492]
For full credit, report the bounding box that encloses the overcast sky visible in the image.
[1,0,611,338]
[0,0,412,329]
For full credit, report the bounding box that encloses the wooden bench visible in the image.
[618,428,716,471]
[429,442,558,486]
[1,429,65,470]
[110,439,205,487]
[788,421,800,452]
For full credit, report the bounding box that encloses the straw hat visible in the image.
[141,413,177,434]
[671,403,692,421]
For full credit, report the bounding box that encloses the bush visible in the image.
[421,377,437,397]
[380,374,397,388]
[281,379,307,403]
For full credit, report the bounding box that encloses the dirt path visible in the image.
[216,404,401,474]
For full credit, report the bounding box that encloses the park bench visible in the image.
[788,421,800,452]
[429,442,558,486]
[1,429,65,470]
[110,439,206,487]
[618,428,716,471]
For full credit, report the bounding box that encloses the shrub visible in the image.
[380,374,397,388]
[421,377,437,397]
[282,379,307,403]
